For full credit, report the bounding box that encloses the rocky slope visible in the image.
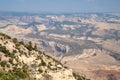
[0,13,120,80]
[0,33,88,80]
[62,48,120,80]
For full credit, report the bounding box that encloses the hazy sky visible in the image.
[0,0,120,13]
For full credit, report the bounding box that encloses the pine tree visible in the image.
[34,43,37,50]
[27,41,33,51]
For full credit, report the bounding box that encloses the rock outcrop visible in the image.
[0,33,87,80]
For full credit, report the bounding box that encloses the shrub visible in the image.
[0,45,10,56]
[0,61,7,67]
[13,38,21,47]
[6,64,10,68]
[26,41,33,51]
[73,72,89,80]
[14,69,28,78]
[9,58,13,64]
[0,69,28,80]
[19,41,24,45]
[38,68,43,73]
[12,50,17,53]
[13,38,18,44]
[0,33,11,39]
[41,59,46,66]
[33,43,37,50]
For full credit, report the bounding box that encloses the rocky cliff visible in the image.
[0,33,88,80]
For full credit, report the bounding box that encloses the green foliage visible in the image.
[40,59,46,66]
[13,38,21,47]
[19,41,24,45]
[0,33,11,39]
[73,72,90,80]
[0,61,7,67]
[13,68,28,78]
[38,68,43,73]
[0,68,30,80]
[0,70,16,80]
[0,77,4,80]
[0,44,15,58]
[38,51,42,54]
[26,41,38,51]
[12,50,17,54]
[33,43,37,50]
[26,41,33,51]
[6,64,10,68]
[13,38,18,43]
[8,58,13,64]
[0,45,10,57]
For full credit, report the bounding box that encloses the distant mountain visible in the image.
[0,12,120,80]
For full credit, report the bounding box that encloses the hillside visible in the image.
[0,33,88,80]
[0,13,120,80]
